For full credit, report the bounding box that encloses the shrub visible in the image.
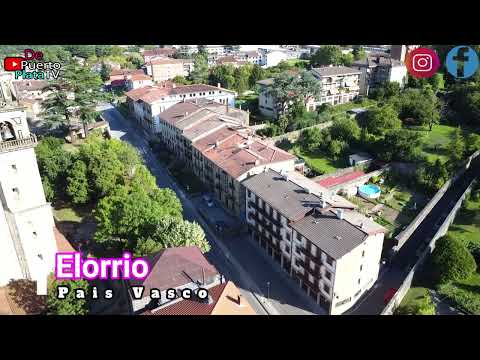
[431,236,477,284]
[395,293,436,315]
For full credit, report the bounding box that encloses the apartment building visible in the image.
[156,99,295,217]
[142,47,177,63]
[390,45,420,62]
[125,73,153,91]
[144,58,187,82]
[353,54,407,96]
[235,50,262,65]
[310,66,361,106]
[259,49,298,68]
[242,169,386,315]
[257,66,359,119]
[215,56,248,68]
[125,83,237,134]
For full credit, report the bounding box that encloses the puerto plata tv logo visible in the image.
[3,48,62,80]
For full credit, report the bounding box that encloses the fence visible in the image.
[381,151,480,315]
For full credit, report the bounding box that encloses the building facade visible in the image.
[353,54,407,96]
[155,100,295,217]
[126,84,237,135]
[144,58,187,82]
[242,169,386,315]
[0,73,58,294]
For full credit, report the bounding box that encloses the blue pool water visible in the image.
[359,184,381,195]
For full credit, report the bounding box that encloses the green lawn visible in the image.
[435,193,480,314]
[293,148,345,175]
[398,287,431,311]
[438,272,480,314]
[447,195,480,255]
[53,207,84,223]
[411,124,458,162]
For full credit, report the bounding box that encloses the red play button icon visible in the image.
[3,57,24,71]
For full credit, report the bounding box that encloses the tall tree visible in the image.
[66,160,89,205]
[189,52,209,83]
[447,128,466,168]
[310,45,343,67]
[361,105,402,136]
[47,279,89,315]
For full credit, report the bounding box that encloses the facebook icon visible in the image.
[446,46,479,79]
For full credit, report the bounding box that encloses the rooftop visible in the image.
[142,281,256,315]
[197,134,295,179]
[311,66,361,77]
[129,246,218,295]
[316,170,366,188]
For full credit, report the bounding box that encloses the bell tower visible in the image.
[0,71,58,295]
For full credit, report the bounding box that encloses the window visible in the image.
[358,278,361,285]
[296,232,302,241]
[360,264,363,272]
[362,250,365,257]
[326,255,334,266]
[295,246,302,255]
[32,232,37,238]
[324,271,332,281]
[247,190,251,197]
[323,283,330,294]
[284,245,290,253]
[286,232,290,241]
[11,164,17,171]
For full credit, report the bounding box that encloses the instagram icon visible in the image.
[405,47,440,78]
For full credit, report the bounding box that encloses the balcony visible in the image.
[0,135,37,154]
[249,213,281,239]
[248,201,282,227]
[299,247,323,267]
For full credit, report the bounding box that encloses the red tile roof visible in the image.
[129,246,219,294]
[142,282,228,316]
[194,130,295,179]
[128,74,152,81]
[146,57,184,66]
[110,69,145,77]
[316,170,365,188]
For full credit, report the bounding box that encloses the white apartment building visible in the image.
[0,75,58,294]
[311,66,361,106]
[353,54,407,96]
[125,73,153,91]
[242,169,386,315]
[257,66,360,119]
[259,49,299,68]
[126,83,237,134]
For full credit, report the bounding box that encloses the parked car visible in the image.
[384,288,398,305]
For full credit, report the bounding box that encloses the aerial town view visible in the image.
[0,44,479,316]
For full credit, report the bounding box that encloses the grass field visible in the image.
[447,195,480,251]
[53,207,84,223]
[397,287,432,312]
[438,272,480,314]
[293,147,345,175]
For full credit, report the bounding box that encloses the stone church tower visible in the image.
[0,72,58,295]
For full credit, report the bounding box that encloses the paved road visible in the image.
[102,104,324,315]
[100,105,277,315]
[348,159,480,315]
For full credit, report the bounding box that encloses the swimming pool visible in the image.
[358,184,381,199]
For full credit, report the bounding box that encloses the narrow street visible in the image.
[101,103,319,315]
[100,105,324,315]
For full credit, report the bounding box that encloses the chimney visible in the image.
[215,140,220,147]
[336,209,344,220]
[217,82,221,88]
[254,159,260,166]
[321,199,327,208]
[173,83,176,88]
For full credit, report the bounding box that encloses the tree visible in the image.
[429,73,445,92]
[396,88,441,130]
[298,127,323,153]
[172,75,192,85]
[233,65,251,94]
[135,217,210,256]
[99,62,111,82]
[340,52,354,67]
[95,45,114,58]
[209,64,235,89]
[328,139,347,160]
[416,158,449,193]
[35,137,73,201]
[66,160,89,205]
[466,133,480,154]
[362,105,402,136]
[447,128,466,169]
[431,236,476,284]
[249,64,265,88]
[310,45,343,67]
[189,52,209,83]
[47,279,89,315]
[377,129,425,162]
[352,45,366,61]
[329,117,361,143]
[278,114,289,134]
[94,186,183,251]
